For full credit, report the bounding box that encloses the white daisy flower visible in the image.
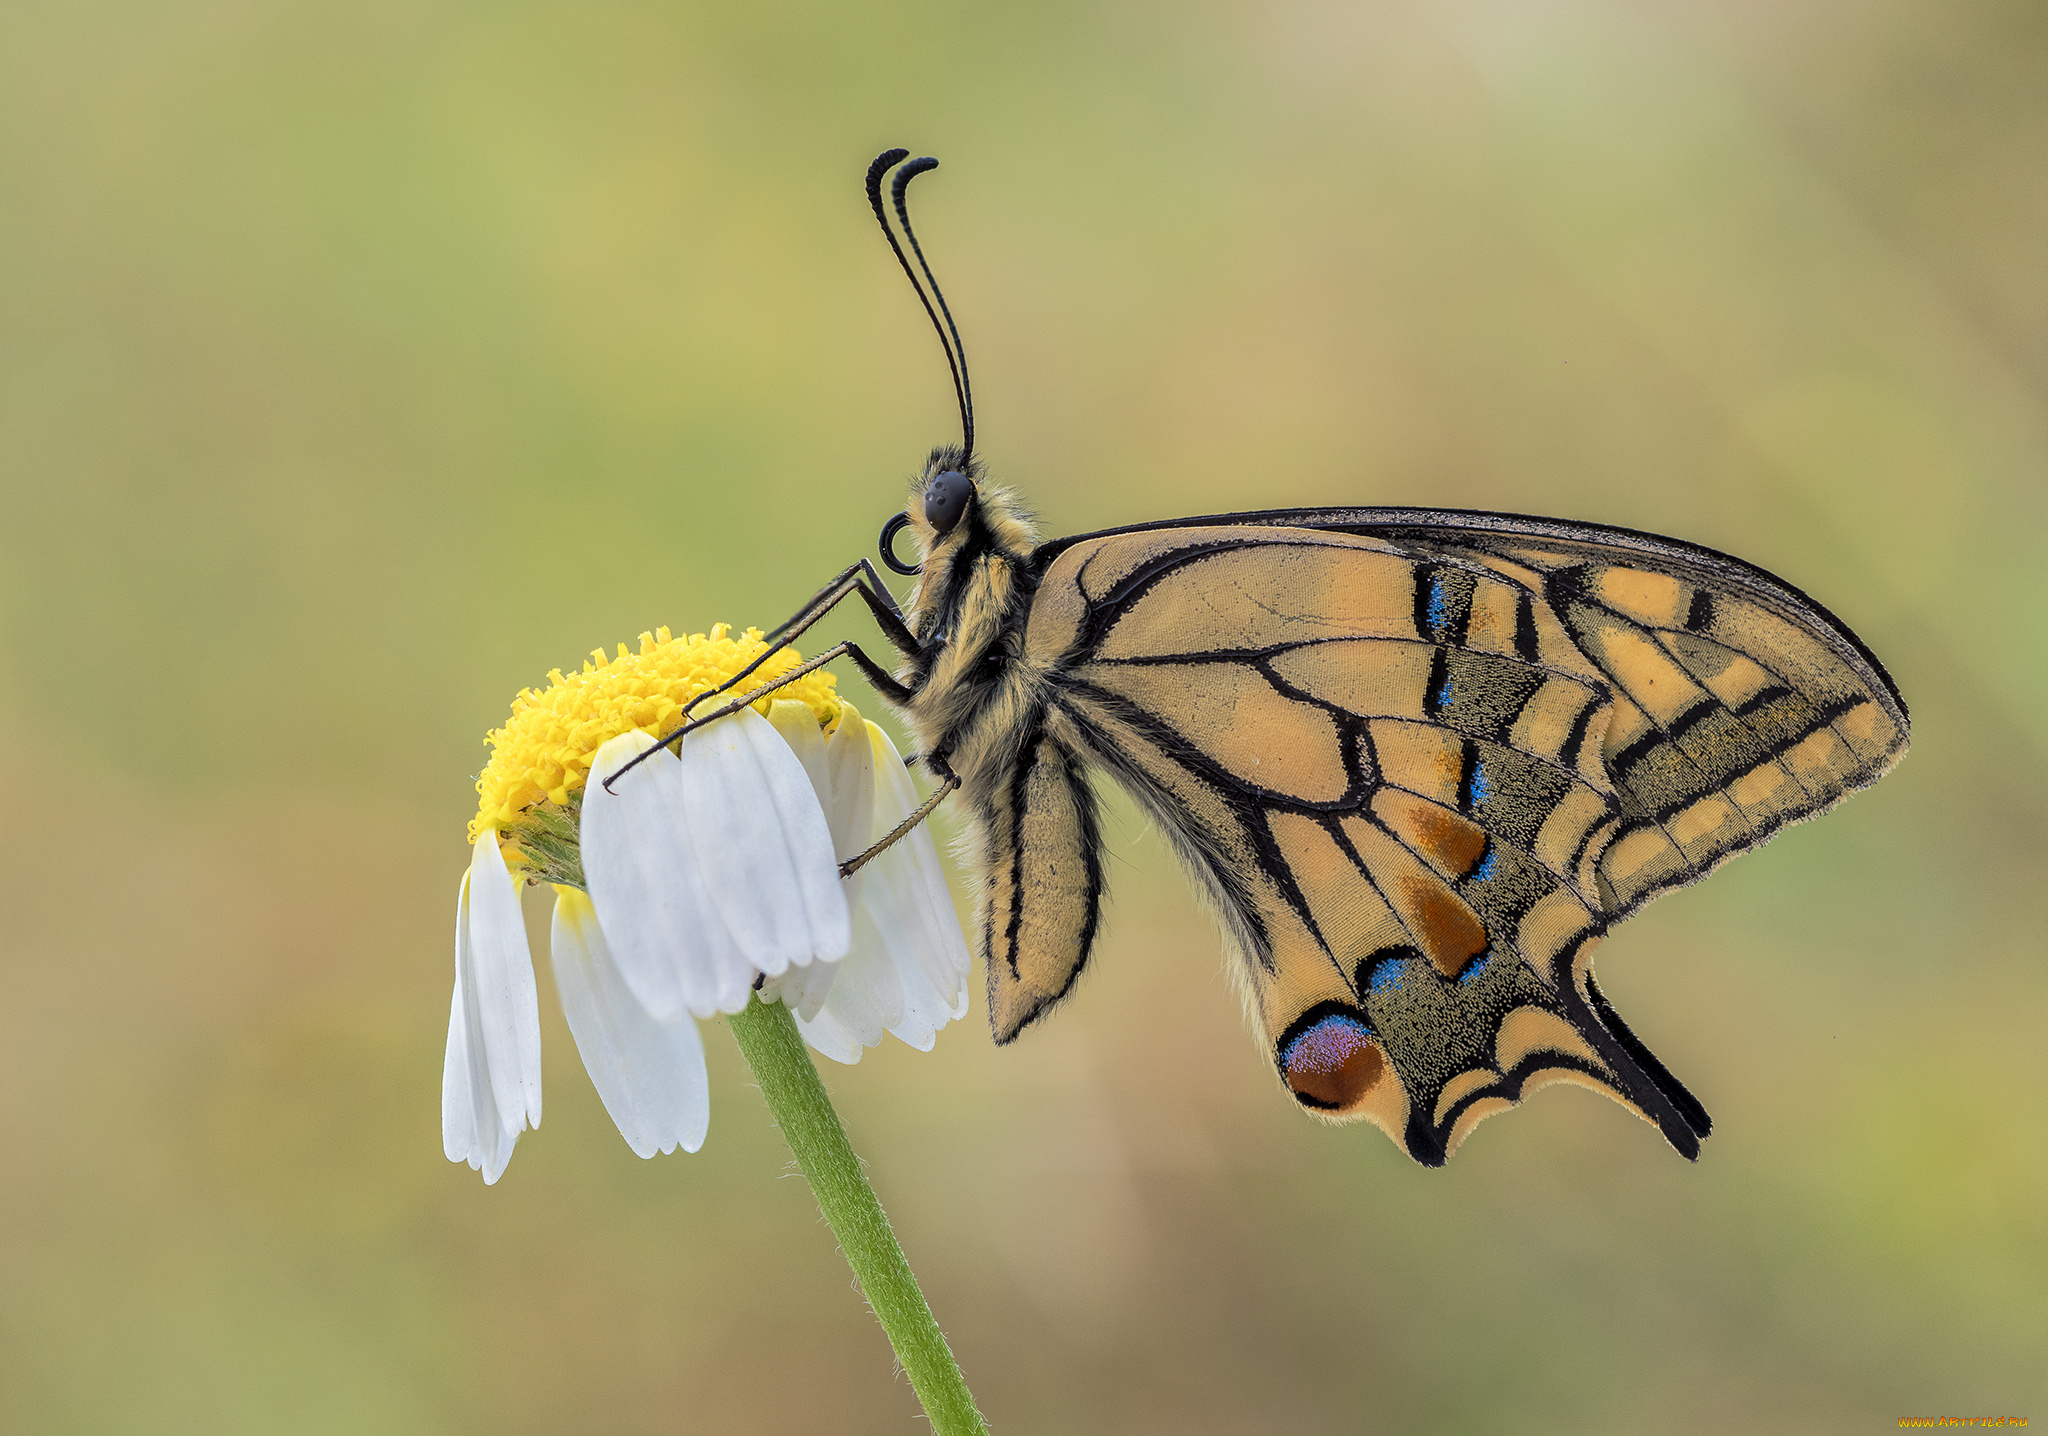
[444,625,969,1185]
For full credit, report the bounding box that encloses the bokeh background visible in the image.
[3,0,2044,1431]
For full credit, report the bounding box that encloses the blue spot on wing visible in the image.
[1427,575,1451,636]
[1457,954,1490,985]
[1470,844,1498,883]
[1370,960,1405,996]
[1470,758,1494,807]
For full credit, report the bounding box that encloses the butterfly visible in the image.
[633,149,1910,1166]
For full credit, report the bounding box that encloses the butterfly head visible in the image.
[885,445,1033,568]
[877,446,1038,653]
[882,445,974,575]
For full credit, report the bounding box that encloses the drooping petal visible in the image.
[759,950,842,1023]
[467,835,544,1131]
[795,911,908,1063]
[770,698,878,888]
[549,887,709,1158]
[767,700,831,819]
[440,950,471,1163]
[582,730,753,1020]
[795,720,970,1062]
[759,697,888,1026]
[824,707,879,859]
[875,893,964,1054]
[672,709,851,983]
[863,720,972,1009]
[444,870,522,1183]
[582,719,851,1020]
[443,874,479,1163]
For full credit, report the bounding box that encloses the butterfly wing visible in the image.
[979,724,1108,1042]
[1010,511,1905,1165]
[1309,508,1911,919]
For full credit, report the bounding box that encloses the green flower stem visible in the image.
[726,998,990,1436]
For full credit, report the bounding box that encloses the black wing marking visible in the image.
[1025,524,1742,1164]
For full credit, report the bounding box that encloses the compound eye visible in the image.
[924,470,973,536]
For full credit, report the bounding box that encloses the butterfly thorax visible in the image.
[894,450,1047,801]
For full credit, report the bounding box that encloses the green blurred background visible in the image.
[2,0,2043,1430]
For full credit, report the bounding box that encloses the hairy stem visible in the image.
[725,998,989,1435]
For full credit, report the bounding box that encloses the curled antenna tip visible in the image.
[893,157,941,196]
[867,147,975,461]
[867,148,909,187]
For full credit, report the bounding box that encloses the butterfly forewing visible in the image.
[1005,512,1906,1164]
[1470,537,1908,916]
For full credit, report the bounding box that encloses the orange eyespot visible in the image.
[1280,1011,1387,1111]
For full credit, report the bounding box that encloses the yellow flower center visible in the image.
[469,624,841,870]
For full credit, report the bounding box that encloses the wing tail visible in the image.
[1579,968,1711,1148]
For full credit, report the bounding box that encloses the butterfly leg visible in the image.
[602,638,917,790]
[838,751,960,879]
[684,638,917,734]
[659,559,922,739]
[760,557,917,652]
[603,550,930,791]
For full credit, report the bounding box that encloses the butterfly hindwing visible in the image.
[1015,528,1664,1160]
[979,719,1107,1042]
[998,511,1904,1163]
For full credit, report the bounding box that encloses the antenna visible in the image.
[866,148,975,461]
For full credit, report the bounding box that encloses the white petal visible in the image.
[824,702,882,878]
[582,730,754,1020]
[550,888,710,1157]
[467,836,544,1132]
[765,701,850,916]
[767,700,831,810]
[793,997,865,1065]
[760,951,842,1022]
[796,721,970,1062]
[881,902,964,1053]
[445,869,522,1184]
[771,699,881,926]
[794,910,906,1063]
[674,709,851,984]
[442,874,478,1163]
[863,722,971,1009]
